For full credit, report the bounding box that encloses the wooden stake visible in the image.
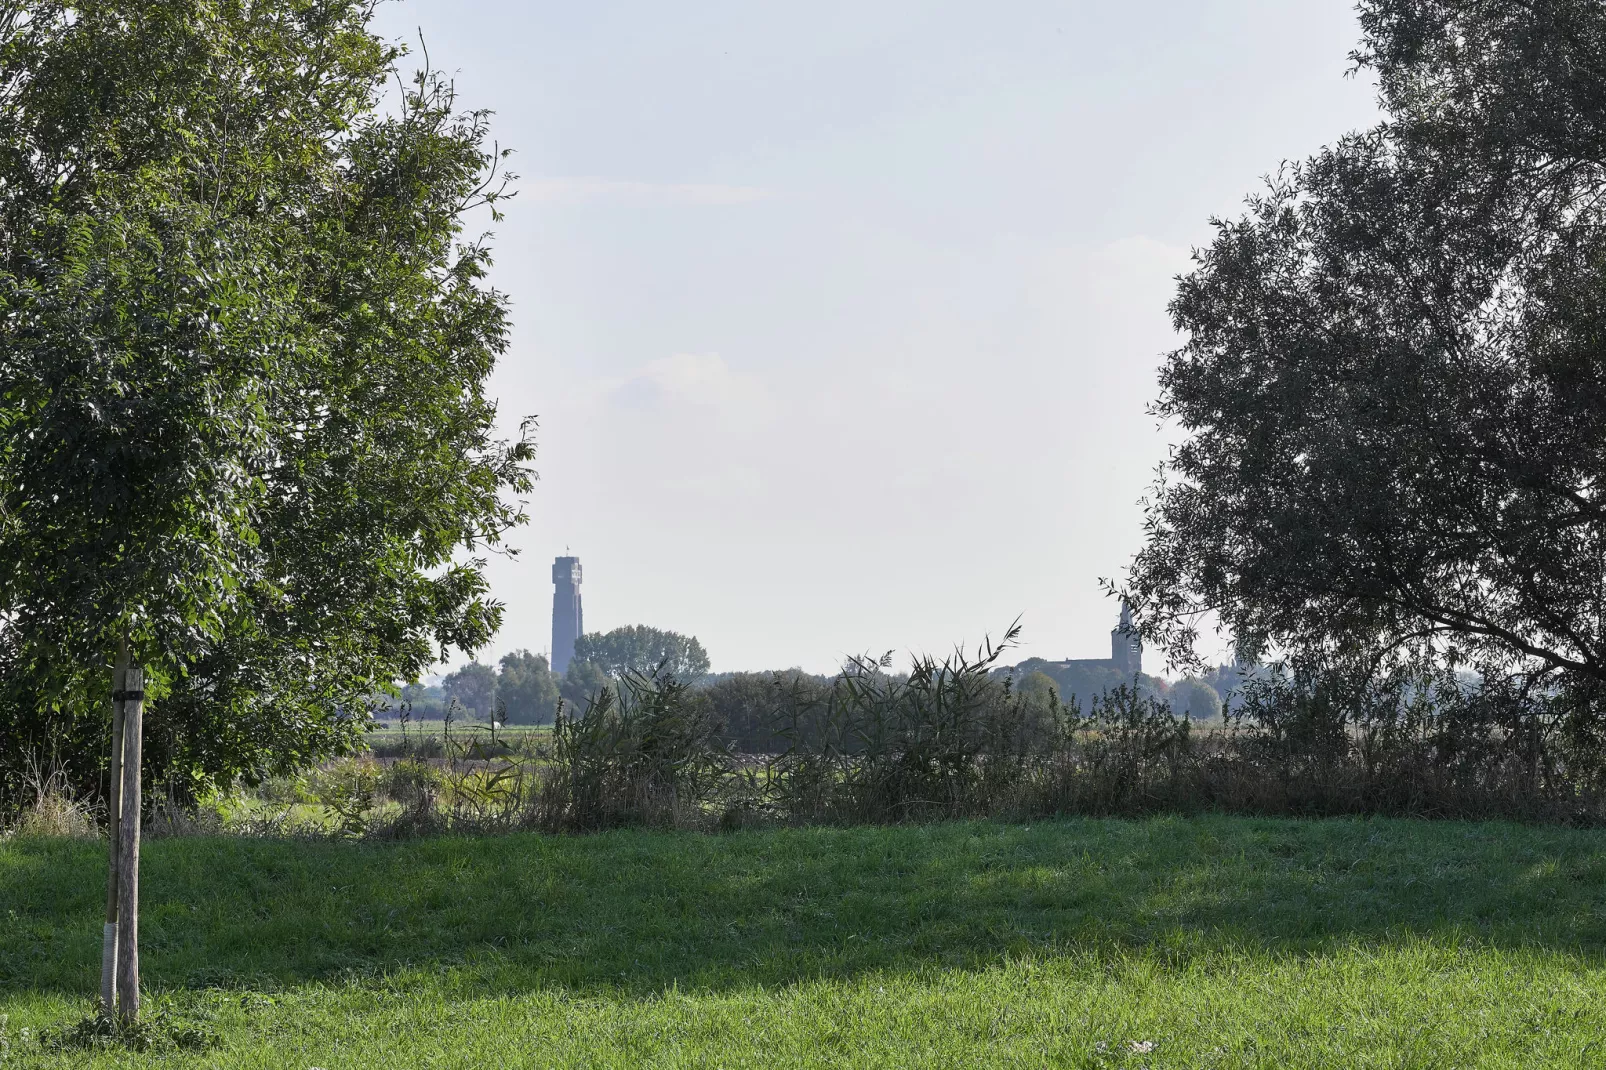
[115,663,144,1022]
[100,644,129,1018]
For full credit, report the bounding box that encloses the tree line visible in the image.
[1006,662,1226,721]
[420,625,711,724]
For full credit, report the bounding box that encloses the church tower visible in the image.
[1110,600,1142,676]
[552,556,583,673]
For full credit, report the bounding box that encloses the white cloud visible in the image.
[526,178,776,205]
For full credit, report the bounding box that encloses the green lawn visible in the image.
[5,815,1606,1067]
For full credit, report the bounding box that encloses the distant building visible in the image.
[551,556,583,673]
[1110,599,1142,676]
[1008,601,1145,702]
[1043,600,1143,678]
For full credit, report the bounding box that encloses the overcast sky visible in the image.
[372,0,1381,676]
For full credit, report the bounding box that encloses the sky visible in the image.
[369,0,1383,677]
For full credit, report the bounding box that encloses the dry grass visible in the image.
[3,761,98,841]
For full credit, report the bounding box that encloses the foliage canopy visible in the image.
[497,649,560,724]
[573,625,711,680]
[441,662,498,721]
[0,0,532,800]
[1127,0,1606,692]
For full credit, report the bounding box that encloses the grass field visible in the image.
[362,722,551,747]
[5,815,1606,1067]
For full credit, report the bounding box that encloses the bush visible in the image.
[305,757,380,838]
[541,672,732,831]
[380,759,442,813]
[703,671,829,754]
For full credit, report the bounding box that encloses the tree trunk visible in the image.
[115,663,144,1022]
[99,644,129,1018]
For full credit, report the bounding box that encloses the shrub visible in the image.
[541,671,732,831]
[305,757,380,838]
[766,627,1040,823]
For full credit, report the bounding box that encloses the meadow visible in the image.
[5,815,1606,1067]
[364,722,551,754]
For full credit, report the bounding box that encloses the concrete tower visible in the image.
[552,556,583,673]
[1110,600,1142,676]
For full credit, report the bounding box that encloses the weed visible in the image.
[36,1008,218,1055]
[306,758,380,838]
[542,671,732,830]
[4,759,97,839]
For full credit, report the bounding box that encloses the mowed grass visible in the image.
[5,816,1606,1067]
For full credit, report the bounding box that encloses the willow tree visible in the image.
[0,1,531,1019]
[1127,0,1606,693]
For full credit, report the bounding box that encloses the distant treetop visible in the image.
[573,625,711,679]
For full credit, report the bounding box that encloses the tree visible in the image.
[1169,679,1221,721]
[572,625,711,679]
[398,681,447,719]
[442,662,499,721]
[497,649,559,724]
[0,2,529,1020]
[1125,0,1606,692]
[560,659,612,710]
[1015,671,1060,709]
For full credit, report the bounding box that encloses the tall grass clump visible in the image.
[1,758,98,839]
[1028,684,1198,815]
[765,624,1047,822]
[540,673,733,831]
[530,623,1214,828]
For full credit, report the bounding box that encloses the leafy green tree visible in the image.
[1008,658,1166,712]
[560,659,613,711]
[1016,671,1060,709]
[573,625,711,679]
[0,0,529,796]
[497,649,559,724]
[0,1,528,1019]
[1169,679,1222,721]
[442,662,499,721]
[398,682,446,719]
[1126,0,1606,689]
